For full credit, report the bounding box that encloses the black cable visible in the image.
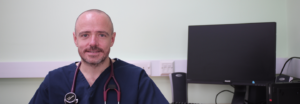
[279,57,300,76]
[215,90,267,104]
[215,90,234,104]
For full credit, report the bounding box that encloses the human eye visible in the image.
[99,34,106,37]
[81,34,88,37]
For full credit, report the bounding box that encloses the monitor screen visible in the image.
[187,22,276,85]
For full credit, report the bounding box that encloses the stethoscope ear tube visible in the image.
[104,59,121,103]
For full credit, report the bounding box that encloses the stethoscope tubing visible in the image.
[71,62,81,93]
[69,59,121,104]
[104,59,121,103]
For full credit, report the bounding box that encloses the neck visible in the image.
[78,57,113,86]
[80,58,111,76]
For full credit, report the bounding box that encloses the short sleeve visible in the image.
[138,70,169,104]
[29,74,50,104]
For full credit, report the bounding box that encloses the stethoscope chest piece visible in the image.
[64,92,78,104]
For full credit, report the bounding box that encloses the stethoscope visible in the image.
[64,59,121,104]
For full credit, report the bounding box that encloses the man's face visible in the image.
[73,12,115,65]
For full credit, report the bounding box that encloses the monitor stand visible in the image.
[232,85,247,104]
[247,86,266,104]
[231,85,266,104]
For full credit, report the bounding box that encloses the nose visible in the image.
[89,34,98,46]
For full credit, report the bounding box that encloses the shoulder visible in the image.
[29,62,77,104]
[48,62,77,77]
[43,62,77,85]
[114,59,148,78]
[113,59,146,75]
[112,59,169,103]
[112,58,150,82]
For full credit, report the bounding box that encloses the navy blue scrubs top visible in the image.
[29,59,169,104]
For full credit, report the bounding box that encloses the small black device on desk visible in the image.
[169,72,200,104]
[267,83,300,104]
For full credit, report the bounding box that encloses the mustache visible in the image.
[84,46,104,52]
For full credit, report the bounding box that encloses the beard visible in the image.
[79,45,109,67]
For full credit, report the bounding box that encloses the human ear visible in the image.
[110,32,116,47]
[73,32,78,47]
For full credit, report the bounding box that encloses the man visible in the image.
[29,9,169,104]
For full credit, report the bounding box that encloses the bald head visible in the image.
[75,9,114,35]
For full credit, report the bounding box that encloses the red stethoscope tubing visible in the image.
[104,60,121,103]
[71,62,80,93]
[70,59,121,103]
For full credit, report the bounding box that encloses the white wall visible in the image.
[0,0,289,62]
[0,78,43,104]
[286,0,300,78]
[0,0,289,104]
[288,0,300,56]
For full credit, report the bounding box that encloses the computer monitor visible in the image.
[187,22,276,104]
